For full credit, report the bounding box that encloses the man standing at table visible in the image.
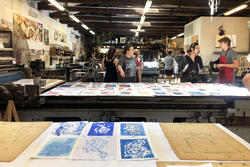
[216,37,239,84]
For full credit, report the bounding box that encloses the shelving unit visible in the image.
[0,30,14,68]
[0,48,13,51]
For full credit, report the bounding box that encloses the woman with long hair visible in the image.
[117,45,137,83]
[101,47,118,82]
[182,42,203,83]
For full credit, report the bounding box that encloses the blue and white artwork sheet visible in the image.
[48,121,87,136]
[88,122,114,136]
[72,137,116,160]
[36,137,77,158]
[119,122,155,160]
[34,122,156,160]
[119,138,155,160]
[120,123,146,136]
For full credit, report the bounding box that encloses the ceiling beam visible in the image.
[38,0,246,9]
[75,27,183,33]
[78,30,176,36]
[38,4,209,16]
[57,15,189,24]
[65,22,185,28]
[51,13,189,22]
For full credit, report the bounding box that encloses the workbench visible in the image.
[13,79,65,92]
[0,122,249,167]
[15,82,250,123]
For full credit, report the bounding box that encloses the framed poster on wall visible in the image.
[44,29,49,46]
[0,31,12,48]
[13,13,43,42]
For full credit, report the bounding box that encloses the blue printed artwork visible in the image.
[72,137,116,160]
[37,137,77,157]
[88,122,114,136]
[154,91,167,95]
[189,91,206,96]
[120,123,146,136]
[120,138,155,159]
[53,121,86,136]
[59,84,72,87]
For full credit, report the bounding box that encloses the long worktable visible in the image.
[8,82,248,122]
[0,122,250,167]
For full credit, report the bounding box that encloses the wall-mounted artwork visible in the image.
[0,18,13,31]
[192,35,199,43]
[216,34,237,48]
[13,14,43,42]
[239,55,250,72]
[120,37,126,44]
[0,31,12,48]
[53,29,67,43]
[44,29,49,46]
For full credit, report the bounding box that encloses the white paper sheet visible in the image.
[72,137,116,160]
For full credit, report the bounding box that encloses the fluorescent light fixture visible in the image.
[140,15,145,25]
[130,29,145,32]
[69,15,80,23]
[177,33,184,37]
[89,30,95,35]
[48,0,65,11]
[132,22,151,27]
[135,32,139,37]
[144,0,152,13]
[224,4,248,16]
[171,36,177,40]
[81,24,89,30]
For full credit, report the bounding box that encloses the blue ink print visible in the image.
[120,123,146,136]
[72,137,115,160]
[83,138,108,159]
[154,91,167,95]
[88,122,114,136]
[189,91,205,96]
[120,138,155,159]
[37,137,77,157]
[59,84,72,87]
[54,122,86,136]
[172,91,184,95]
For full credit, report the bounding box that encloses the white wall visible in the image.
[184,17,250,66]
[0,0,83,67]
[184,17,202,52]
[200,17,250,66]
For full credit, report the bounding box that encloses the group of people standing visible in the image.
[162,37,239,84]
[101,36,239,85]
[101,45,143,83]
[162,42,204,83]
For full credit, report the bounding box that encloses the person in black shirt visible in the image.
[175,49,187,82]
[101,46,118,82]
[182,42,203,83]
